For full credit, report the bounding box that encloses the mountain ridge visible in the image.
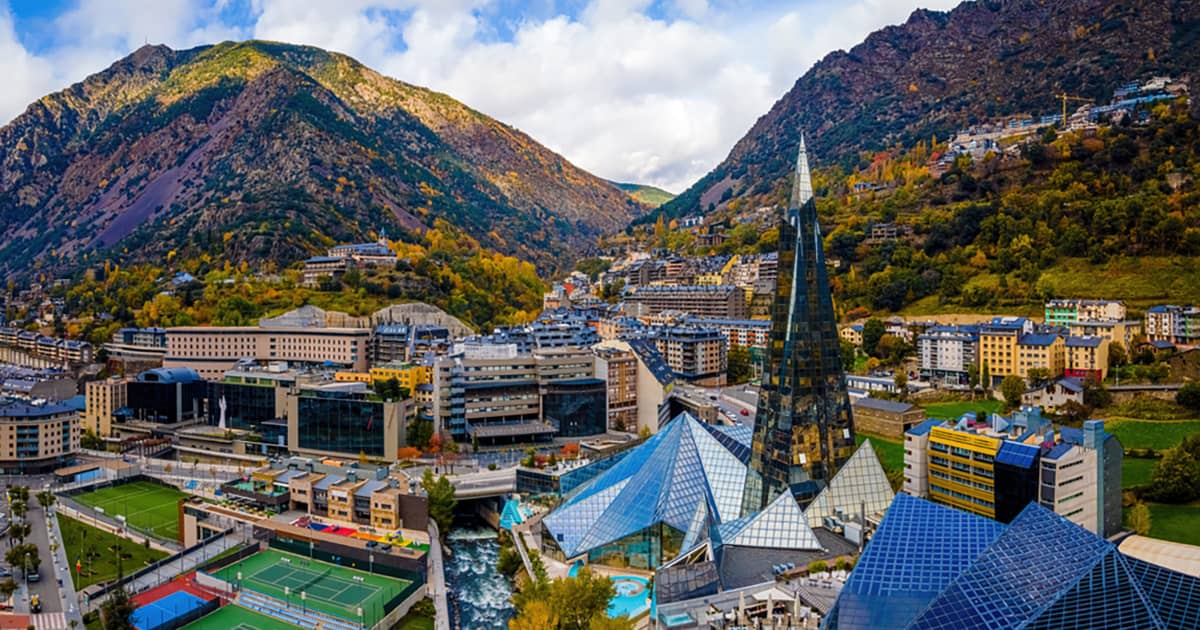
[0,40,644,278]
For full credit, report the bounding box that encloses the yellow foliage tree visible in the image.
[509,600,558,630]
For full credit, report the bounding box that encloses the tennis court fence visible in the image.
[266,538,425,620]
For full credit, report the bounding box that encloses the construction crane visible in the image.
[1056,93,1093,129]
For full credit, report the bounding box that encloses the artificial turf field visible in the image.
[182,604,298,630]
[213,548,408,626]
[74,480,188,541]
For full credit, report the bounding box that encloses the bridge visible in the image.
[448,467,516,499]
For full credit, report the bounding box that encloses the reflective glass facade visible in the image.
[803,439,894,525]
[206,381,280,431]
[745,136,854,513]
[825,494,1200,630]
[543,378,607,437]
[296,393,386,457]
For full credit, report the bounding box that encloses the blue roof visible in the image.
[1148,340,1176,350]
[1019,333,1059,347]
[137,367,203,384]
[994,441,1039,468]
[1043,442,1076,461]
[1058,377,1084,393]
[826,497,1200,629]
[0,400,75,417]
[1065,336,1103,348]
[906,419,941,436]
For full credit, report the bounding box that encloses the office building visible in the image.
[125,367,207,424]
[904,410,1121,536]
[1044,299,1126,325]
[0,399,80,474]
[83,376,129,436]
[624,285,748,319]
[165,325,370,378]
[825,493,1200,630]
[542,378,607,437]
[286,383,410,461]
[743,135,855,513]
[104,327,168,372]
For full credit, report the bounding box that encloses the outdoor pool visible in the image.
[607,575,651,619]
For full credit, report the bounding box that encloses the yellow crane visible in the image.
[1056,93,1093,129]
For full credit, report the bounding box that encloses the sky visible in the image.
[0,0,960,193]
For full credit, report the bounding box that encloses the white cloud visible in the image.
[0,0,964,192]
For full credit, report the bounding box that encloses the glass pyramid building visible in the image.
[803,439,895,525]
[743,134,856,513]
[824,494,1200,629]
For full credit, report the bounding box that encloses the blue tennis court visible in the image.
[133,590,216,630]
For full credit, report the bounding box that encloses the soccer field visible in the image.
[183,604,298,630]
[74,480,188,541]
[213,549,409,626]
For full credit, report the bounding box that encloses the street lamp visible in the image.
[301,590,307,615]
[357,606,363,630]
[284,585,290,609]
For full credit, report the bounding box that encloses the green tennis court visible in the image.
[212,549,408,625]
[183,604,298,630]
[74,480,187,541]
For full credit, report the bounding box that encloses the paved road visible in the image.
[12,503,63,615]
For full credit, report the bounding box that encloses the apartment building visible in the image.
[682,317,770,351]
[624,285,748,319]
[595,346,638,431]
[1044,299,1126,326]
[165,326,370,378]
[1015,333,1065,379]
[0,399,80,474]
[1145,305,1200,346]
[83,377,129,436]
[594,339,674,434]
[1064,336,1109,380]
[1067,320,1142,349]
[977,317,1034,385]
[917,325,979,385]
[650,326,728,386]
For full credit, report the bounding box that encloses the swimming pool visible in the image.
[607,575,650,619]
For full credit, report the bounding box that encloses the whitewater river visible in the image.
[445,524,516,629]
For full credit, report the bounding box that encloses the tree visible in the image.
[100,581,136,630]
[548,568,618,630]
[497,546,523,578]
[638,426,651,439]
[397,446,422,461]
[1109,342,1128,370]
[1148,437,1200,503]
[406,419,434,449]
[510,600,560,630]
[1177,381,1200,412]
[893,371,908,398]
[981,362,991,390]
[0,579,15,600]
[840,339,857,372]
[5,544,38,573]
[967,363,980,395]
[1082,375,1112,409]
[807,560,829,574]
[80,428,105,450]
[7,523,30,544]
[420,469,457,538]
[861,319,885,357]
[1025,368,1051,385]
[1000,375,1026,409]
[10,500,26,521]
[1128,501,1152,535]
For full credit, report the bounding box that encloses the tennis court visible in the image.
[212,548,408,625]
[74,480,187,541]
[182,604,298,630]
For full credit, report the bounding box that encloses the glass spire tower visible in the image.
[742,134,856,514]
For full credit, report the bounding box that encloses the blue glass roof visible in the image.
[826,494,1004,629]
[826,496,1200,630]
[994,441,1039,468]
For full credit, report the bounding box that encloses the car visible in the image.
[364,540,379,549]
[380,543,392,552]
[30,595,41,613]
[0,595,12,611]
[740,409,749,416]
[0,568,11,577]
[27,568,40,582]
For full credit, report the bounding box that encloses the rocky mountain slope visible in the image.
[656,0,1200,219]
[0,41,643,277]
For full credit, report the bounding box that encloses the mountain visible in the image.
[657,0,1200,219]
[0,41,644,278]
[611,182,675,208]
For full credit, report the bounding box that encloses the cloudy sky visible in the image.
[1,0,959,192]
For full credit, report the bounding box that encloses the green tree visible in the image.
[420,469,457,538]
[861,319,885,357]
[1128,501,1152,535]
[0,579,16,600]
[497,546,523,578]
[1148,436,1200,503]
[1109,342,1127,370]
[7,523,30,544]
[894,371,908,398]
[1177,381,1200,412]
[727,345,752,384]
[981,362,992,389]
[406,419,434,449]
[1000,375,1026,409]
[80,428,105,450]
[840,339,857,372]
[550,568,619,630]
[5,544,38,573]
[36,490,56,511]
[100,581,136,630]
[1082,376,1112,408]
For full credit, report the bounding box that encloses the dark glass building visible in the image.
[743,135,855,513]
[125,367,207,423]
[291,390,397,458]
[543,378,607,437]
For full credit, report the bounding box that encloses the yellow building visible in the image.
[978,324,1021,384]
[926,426,1000,519]
[1015,333,1065,379]
[334,364,431,393]
[83,377,128,436]
[1065,336,1109,381]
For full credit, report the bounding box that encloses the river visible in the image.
[446,523,516,629]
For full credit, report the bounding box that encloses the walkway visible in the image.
[427,522,450,630]
[45,507,85,630]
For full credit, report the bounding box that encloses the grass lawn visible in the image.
[856,432,904,473]
[213,549,408,626]
[57,514,168,589]
[1122,458,1157,489]
[1105,420,1200,451]
[183,604,299,630]
[920,399,1002,421]
[394,610,436,630]
[74,480,188,541]
[1124,502,1200,547]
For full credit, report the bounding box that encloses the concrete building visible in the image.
[594,346,638,431]
[165,326,371,378]
[1067,319,1142,349]
[1145,305,1200,346]
[903,409,1121,536]
[917,325,979,385]
[682,317,770,351]
[650,326,728,386]
[301,256,349,287]
[852,397,927,439]
[1016,333,1065,379]
[0,399,80,474]
[594,339,675,434]
[83,376,129,436]
[1022,377,1085,411]
[104,327,168,372]
[978,317,1034,386]
[1065,335,1109,380]
[624,285,748,319]
[1044,299,1126,326]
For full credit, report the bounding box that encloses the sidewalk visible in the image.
[45,508,85,630]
